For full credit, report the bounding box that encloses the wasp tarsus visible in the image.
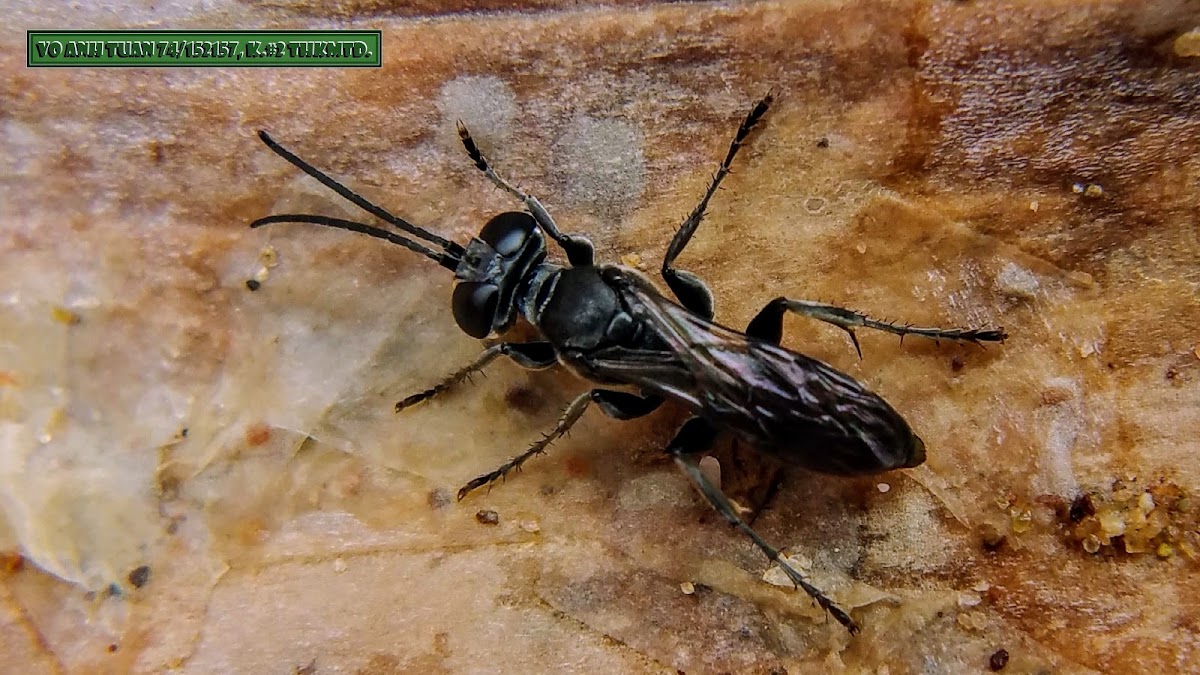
[251,93,1007,634]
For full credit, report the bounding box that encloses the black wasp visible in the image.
[251,94,1006,634]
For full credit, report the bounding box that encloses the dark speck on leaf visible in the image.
[504,384,546,414]
[1069,493,1095,523]
[128,565,151,588]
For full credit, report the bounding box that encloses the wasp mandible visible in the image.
[251,94,1007,633]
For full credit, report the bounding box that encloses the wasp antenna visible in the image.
[250,213,459,270]
[255,130,464,257]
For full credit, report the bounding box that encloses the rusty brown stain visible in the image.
[244,423,272,447]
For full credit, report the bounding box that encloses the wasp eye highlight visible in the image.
[478,212,536,257]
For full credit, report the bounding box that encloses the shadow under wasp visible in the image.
[250,94,1007,634]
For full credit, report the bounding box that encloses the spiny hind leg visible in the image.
[668,416,860,634]
[456,121,594,266]
[661,94,773,320]
[457,390,662,500]
[395,341,556,412]
[745,296,1008,358]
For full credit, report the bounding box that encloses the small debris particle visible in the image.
[989,648,1009,671]
[333,558,348,573]
[245,279,262,291]
[1072,183,1084,194]
[475,509,499,525]
[149,139,165,164]
[260,245,279,268]
[51,306,82,325]
[127,565,151,588]
[1138,491,1155,513]
[1084,184,1104,198]
[816,137,829,148]
[295,658,317,675]
[1036,494,1069,522]
[0,551,24,574]
[1069,494,1095,523]
[957,592,982,607]
[950,355,965,372]
[980,524,1007,552]
[1182,535,1199,560]
[620,252,642,268]
[995,491,1015,510]
[427,488,452,511]
[680,581,696,595]
[972,581,991,592]
[1069,270,1095,286]
[803,197,826,214]
[1029,200,1039,212]
[877,483,890,493]
[1097,509,1125,538]
[244,423,271,446]
[107,643,119,653]
[1009,507,1033,534]
[996,262,1040,299]
[1173,29,1200,57]
[1039,383,1074,406]
[1193,346,1199,360]
[519,518,541,533]
[957,610,987,631]
[1156,542,1174,558]
[855,242,867,254]
[1082,534,1101,554]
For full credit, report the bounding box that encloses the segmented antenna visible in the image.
[250,213,458,270]
[251,131,464,269]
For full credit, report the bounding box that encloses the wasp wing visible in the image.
[586,268,925,475]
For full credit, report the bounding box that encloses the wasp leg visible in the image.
[395,341,557,412]
[746,296,1008,359]
[589,390,664,420]
[457,389,661,500]
[669,416,860,634]
[455,121,594,267]
[661,94,773,320]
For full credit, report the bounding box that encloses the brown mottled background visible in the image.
[1,1,1198,673]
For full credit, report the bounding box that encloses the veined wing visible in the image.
[590,267,924,475]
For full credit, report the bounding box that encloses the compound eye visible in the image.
[452,282,499,338]
[478,212,536,257]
